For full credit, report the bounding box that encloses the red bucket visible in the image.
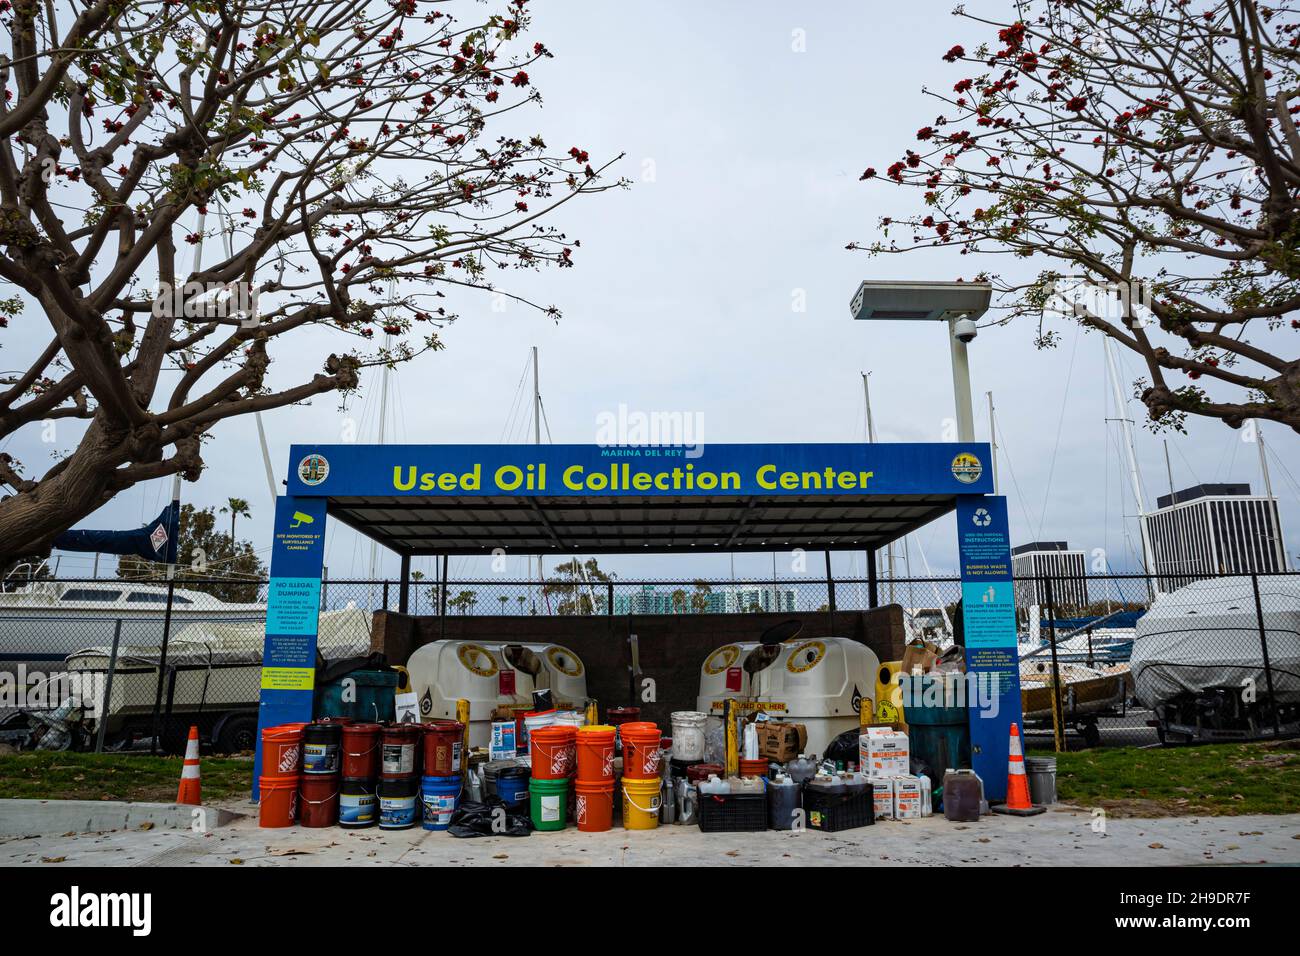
[575,725,616,783]
[258,774,299,828]
[299,774,340,828]
[260,723,306,779]
[421,720,464,777]
[530,725,577,779]
[341,722,382,779]
[380,724,421,779]
[574,780,615,832]
[621,723,662,780]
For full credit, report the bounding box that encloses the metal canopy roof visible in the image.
[326,492,960,556]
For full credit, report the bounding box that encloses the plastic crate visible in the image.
[803,785,874,832]
[697,792,768,833]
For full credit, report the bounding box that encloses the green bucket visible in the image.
[529,776,570,831]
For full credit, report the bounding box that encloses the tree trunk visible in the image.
[0,415,145,563]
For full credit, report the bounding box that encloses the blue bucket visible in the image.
[420,775,462,831]
[496,767,531,810]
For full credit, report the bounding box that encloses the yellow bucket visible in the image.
[875,661,905,725]
[621,777,661,830]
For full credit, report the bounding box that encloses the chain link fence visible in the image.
[1,569,1295,754]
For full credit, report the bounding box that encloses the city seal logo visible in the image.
[297,453,330,486]
[951,452,983,484]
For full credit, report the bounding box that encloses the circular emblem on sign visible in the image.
[951,452,983,484]
[703,644,741,675]
[457,643,498,678]
[298,453,330,486]
[546,646,584,678]
[786,640,826,673]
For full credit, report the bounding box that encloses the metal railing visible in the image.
[0,569,1294,754]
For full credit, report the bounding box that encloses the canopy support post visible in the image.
[866,549,879,609]
[398,553,411,614]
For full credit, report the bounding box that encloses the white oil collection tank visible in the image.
[696,637,880,758]
[406,640,588,748]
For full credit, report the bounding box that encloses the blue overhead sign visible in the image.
[285,442,994,498]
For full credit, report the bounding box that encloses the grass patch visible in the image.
[0,752,253,803]
[1055,741,1300,816]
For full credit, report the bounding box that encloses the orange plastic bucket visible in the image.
[621,723,663,780]
[739,758,769,778]
[258,774,299,828]
[575,725,616,783]
[530,725,577,779]
[574,780,615,832]
[260,724,306,779]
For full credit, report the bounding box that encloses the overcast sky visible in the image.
[25,0,1300,585]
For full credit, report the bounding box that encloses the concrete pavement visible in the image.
[3,801,1298,866]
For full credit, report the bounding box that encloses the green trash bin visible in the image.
[315,668,398,722]
[905,674,972,778]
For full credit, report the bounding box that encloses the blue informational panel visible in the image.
[284,442,994,498]
[252,496,328,795]
[956,494,1023,803]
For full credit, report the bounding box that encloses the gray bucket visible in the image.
[1025,756,1057,805]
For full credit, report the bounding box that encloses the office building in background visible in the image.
[1146,483,1287,590]
[1012,541,1089,611]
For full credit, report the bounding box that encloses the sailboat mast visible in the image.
[986,391,999,495]
[1103,337,1159,594]
[862,372,894,602]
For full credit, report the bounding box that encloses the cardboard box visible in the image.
[871,777,894,821]
[893,774,923,819]
[756,721,807,762]
[901,640,940,676]
[860,726,910,778]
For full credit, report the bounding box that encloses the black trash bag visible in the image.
[823,727,861,766]
[446,796,533,838]
[909,759,941,790]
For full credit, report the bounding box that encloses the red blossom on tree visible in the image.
[0,0,629,561]
[855,0,1300,434]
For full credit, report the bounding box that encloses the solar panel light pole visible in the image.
[848,280,992,442]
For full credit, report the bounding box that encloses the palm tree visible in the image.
[220,497,251,543]
[499,595,510,613]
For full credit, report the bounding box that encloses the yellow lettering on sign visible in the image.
[260,667,316,691]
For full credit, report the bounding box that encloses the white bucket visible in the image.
[524,710,558,733]
[553,710,585,727]
[670,711,708,762]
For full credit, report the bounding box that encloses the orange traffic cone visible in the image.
[991,722,1044,817]
[176,726,202,805]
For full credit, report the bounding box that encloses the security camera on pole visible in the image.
[848,280,991,441]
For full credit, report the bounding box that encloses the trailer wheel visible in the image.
[214,714,259,755]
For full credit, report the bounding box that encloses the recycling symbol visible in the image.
[972,508,992,527]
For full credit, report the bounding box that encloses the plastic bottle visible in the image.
[942,769,981,822]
